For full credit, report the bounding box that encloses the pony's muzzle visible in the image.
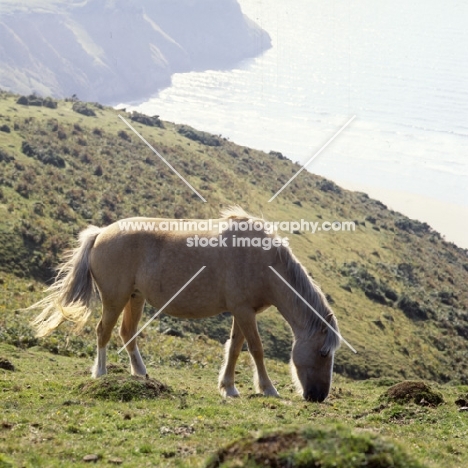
[303,387,329,403]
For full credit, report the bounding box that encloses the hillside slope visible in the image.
[0,0,271,103]
[0,90,467,384]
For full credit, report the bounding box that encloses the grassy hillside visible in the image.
[1,90,468,384]
[1,90,468,467]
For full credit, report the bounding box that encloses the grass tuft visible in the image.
[78,375,171,402]
[382,381,444,407]
[205,425,427,468]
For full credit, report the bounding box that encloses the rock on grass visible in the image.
[205,425,427,468]
[78,375,170,402]
[382,381,444,407]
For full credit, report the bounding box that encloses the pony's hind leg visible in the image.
[120,294,147,377]
[92,299,126,378]
[219,318,245,397]
[232,308,279,397]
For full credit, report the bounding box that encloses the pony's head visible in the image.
[272,245,342,402]
[290,313,340,402]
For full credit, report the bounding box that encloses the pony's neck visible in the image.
[269,263,313,340]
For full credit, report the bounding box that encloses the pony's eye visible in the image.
[320,350,329,357]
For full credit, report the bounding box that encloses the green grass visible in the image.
[1,338,468,467]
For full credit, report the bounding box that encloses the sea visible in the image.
[121,0,468,248]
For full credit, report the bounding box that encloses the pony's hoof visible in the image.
[220,386,240,398]
[263,388,280,398]
[91,365,107,378]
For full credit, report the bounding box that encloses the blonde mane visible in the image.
[280,245,341,356]
[220,205,254,220]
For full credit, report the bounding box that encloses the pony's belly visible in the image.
[164,309,225,320]
[157,301,225,320]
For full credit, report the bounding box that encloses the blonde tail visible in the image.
[29,225,102,337]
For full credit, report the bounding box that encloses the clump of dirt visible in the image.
[78,375,170,402]
[0,357,15,371]
[455,394,468,407]
[205,426,427,468]
[382,381,444,407]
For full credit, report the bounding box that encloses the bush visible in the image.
[397,263,418,284]
[269,150,286,160]
[340,262,397,306]
[438,291,457,306]
[317,179,342,194]
[118,130,131,141]
[395,218,432,236]
[72,102,96,117]
[130,111,164,128]
[0,149,14,163]
[43,97,58,109]
[21,141,65,168]
[28,96,43,106]
[397,296,430,321]
[16,95,28,105]
[177,125,221,146]
[15,182,32,198]
[15,95,57,108]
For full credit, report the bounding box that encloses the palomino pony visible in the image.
[30,207,341,402]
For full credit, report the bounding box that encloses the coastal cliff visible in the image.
[0,0,271,103]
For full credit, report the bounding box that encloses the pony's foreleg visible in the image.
[120,295,147,377]
[92,301,125,378]
[233,309,279,397]
[218,318,245,397]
